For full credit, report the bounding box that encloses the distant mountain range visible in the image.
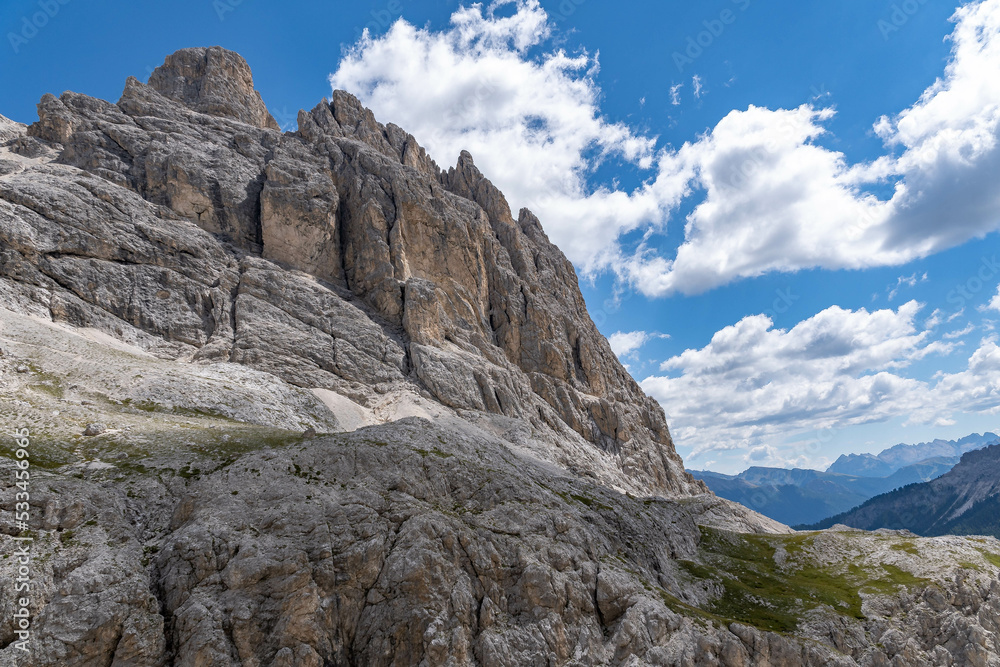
[826,432,999,476]
[801,444,1000,537]
[690,432,998,526]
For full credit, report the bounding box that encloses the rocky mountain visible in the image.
[1,47,1000,666]
[827,432,998,477]
[690,457,958,526]
[0,45,701,499]
[804,444,1000,537]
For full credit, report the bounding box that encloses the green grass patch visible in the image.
[0,438,75,469]
[570,494,611,510]
[114,461,151,476]
[170,406,238,421]
[677,559,716,580]
[781,532,814,555]
[552,489,612,511]
[141,545,159,567]
[23,364,65,398]
[890,541,920,555]
[119,398,163,412]
[412,446,454,459]
[289,462,323,483]
[176,465,201,480]
[696,528,863,632]
[673,527,933,634]
[657,589,727,628]
[977,548,1000,569]
[30,381,65,399]
[858,563,930,595]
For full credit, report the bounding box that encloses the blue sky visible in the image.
[4,0,1000,473]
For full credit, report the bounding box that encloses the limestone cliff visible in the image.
[7,45,701,498]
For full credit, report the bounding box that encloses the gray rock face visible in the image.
[0,115,24,144]
[147,46,280,131]
[82,423,106,436]
[5,46,703,498]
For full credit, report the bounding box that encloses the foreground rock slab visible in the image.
[1,417,998,666]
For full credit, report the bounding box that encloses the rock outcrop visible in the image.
[0,116,24,145]
[147,46,281,131]
[5,46,702,498]
[2,47,1000,667]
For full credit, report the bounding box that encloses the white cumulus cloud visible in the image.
[608,331,651,357]
[607,330,669,358]
[633,0,1000,295]
[638,301,1000,457]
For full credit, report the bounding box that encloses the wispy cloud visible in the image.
[944,323,976,339]
[888,272,928,301]
[669,82,683,106]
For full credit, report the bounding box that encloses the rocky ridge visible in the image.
[0,47,999,666]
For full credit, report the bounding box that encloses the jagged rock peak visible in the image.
[147,46,280,130]
[442,150,513,223]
